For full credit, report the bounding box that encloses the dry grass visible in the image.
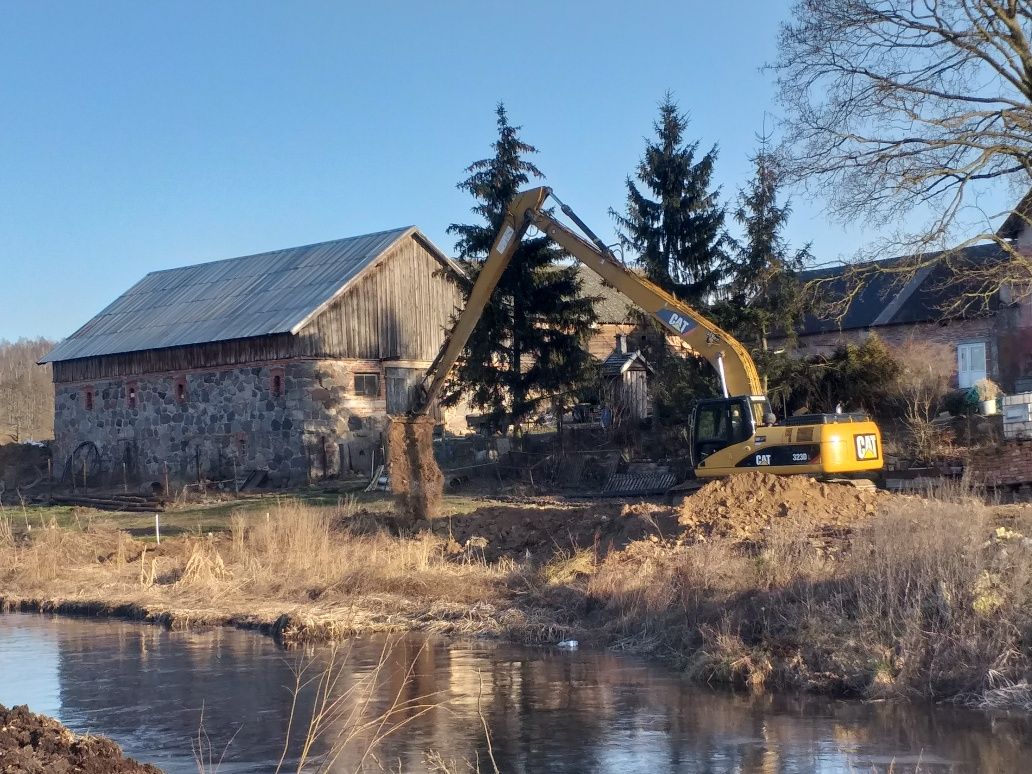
[3,487,1032,709]
[583,489,1032,706]
[0,499,536,642]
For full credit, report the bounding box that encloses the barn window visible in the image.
[354,373,380,397]
[174,376,188,403]
[127,383,137,409]
[84,389,94,411]
[270,367,285,397]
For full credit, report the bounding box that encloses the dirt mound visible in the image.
[386,417,443,526]
[679,472,886,542]
[441,500,678,562]
[0,704,162,773]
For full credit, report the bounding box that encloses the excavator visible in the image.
[405,186,883,480]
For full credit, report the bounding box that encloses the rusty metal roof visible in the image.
[42,227,451,363]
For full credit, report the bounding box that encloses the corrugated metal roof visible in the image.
[601,472,677,496]
[42,226,446,363]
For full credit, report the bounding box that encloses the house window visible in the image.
[957,342,987,389]
[354,373,380,397]
[84,389,94,411]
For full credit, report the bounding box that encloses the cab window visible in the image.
[696,404,727,441]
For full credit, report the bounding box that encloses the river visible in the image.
[0,613,1028,773]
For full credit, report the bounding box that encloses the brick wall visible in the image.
[771,318,997,387]
[967,438,1032,486]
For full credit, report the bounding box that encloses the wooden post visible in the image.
[163,461,170,498]
[154,512,161,545]
[122,461,128,494]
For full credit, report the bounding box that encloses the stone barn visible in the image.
[41,227,465,488]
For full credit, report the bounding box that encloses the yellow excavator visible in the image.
[409,187,883,479]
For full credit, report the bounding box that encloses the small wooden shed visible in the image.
[600,335,653,424]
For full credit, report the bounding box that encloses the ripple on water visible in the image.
[0,613,1029,774]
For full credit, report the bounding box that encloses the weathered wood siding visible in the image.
[294,235,461,360]
[52,334,297,383]
[52,235,463,384]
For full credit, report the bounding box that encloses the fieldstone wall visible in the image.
[52,359,389,488]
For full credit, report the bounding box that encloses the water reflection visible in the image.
[0,613,1028,773]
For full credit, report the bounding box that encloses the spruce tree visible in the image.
[444,104,597,432]
[610,95,726,423]
[612,94,727,303]
[723,140,810,350]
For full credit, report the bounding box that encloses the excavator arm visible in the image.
[414,186,763,415]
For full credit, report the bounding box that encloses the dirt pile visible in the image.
[0,704,162,773]
[679,472,887,542]
[386,417,443,526]
[440,500,678,562]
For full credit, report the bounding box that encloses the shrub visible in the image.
[765,334,902,416]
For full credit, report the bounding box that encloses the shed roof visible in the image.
[601,348,652,377]
[42,227,456,363]
[798,242,1003,335]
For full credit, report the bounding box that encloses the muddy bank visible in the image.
[0,594,565,647]
[0,703,161,773]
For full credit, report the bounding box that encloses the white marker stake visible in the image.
[155,513,161,545]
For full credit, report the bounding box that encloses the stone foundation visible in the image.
[53,359,391,488]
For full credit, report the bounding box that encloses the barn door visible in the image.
[385,367,423,415]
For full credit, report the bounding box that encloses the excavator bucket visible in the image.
[385,415,443,527]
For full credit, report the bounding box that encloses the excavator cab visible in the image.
[690,396,773,467]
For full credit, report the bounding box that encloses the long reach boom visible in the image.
[413,186,764,415]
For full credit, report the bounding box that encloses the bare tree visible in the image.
[0,339,54,442]
[775,0,1032,304]
[890,339,956,462]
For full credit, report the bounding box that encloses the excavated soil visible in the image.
[440,500,678,562]
[678,472,887,542]
[0,704,162,773]
[428,474,889,560]
[386,417,444,526]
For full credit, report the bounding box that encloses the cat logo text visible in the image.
[854,433,879,461]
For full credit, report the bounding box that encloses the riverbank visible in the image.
[2,473,1031,709]
[0,703,161,773]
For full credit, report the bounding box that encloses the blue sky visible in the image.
[2,1,888,341]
